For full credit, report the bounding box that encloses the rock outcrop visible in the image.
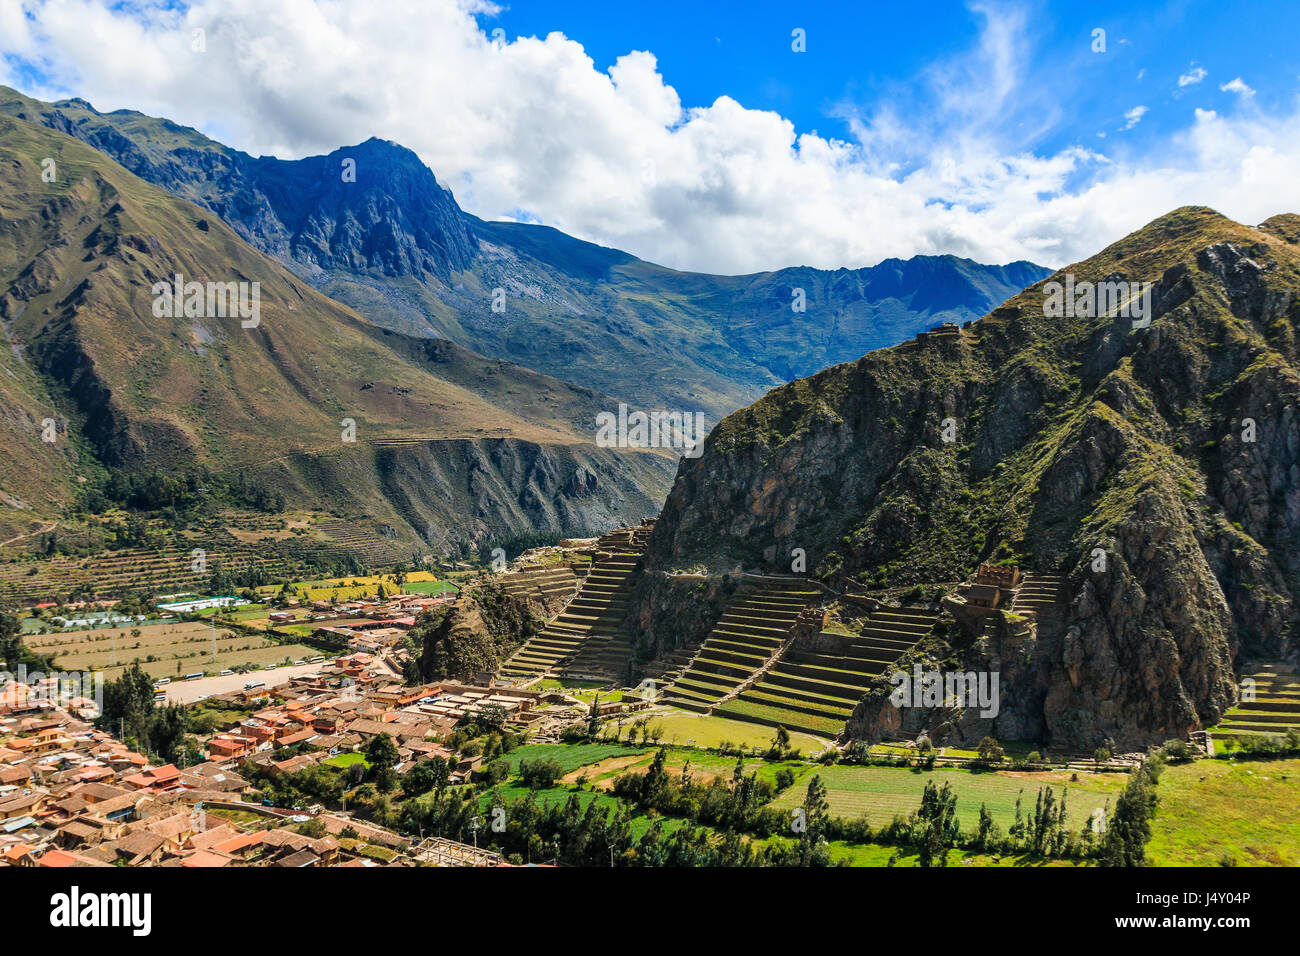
[644,207,1300,749]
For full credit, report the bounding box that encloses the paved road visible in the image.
[162,661,327,704]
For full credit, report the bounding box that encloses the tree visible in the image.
[977,736,1005,763]
[914,780,959,867]
[366,733,400,792]
[403,756,451,797]
[1101,764,1158,866]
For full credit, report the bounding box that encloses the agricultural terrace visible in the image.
[22,620,319,681]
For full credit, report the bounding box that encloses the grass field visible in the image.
[768,763,1126,830]
[638,708,829,753]
[1146,757,1300,866]
[24,620,319,681]
[503,743,648,775]
[324,753,369,769]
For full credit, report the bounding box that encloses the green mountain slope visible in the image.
[0,114,674,547]
[644,206,1300,748]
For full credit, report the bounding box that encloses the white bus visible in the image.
[244,680,266,690]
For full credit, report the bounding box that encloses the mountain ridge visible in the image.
[0,86,1052,418]
[640,204,1300,748]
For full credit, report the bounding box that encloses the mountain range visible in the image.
[0,87,1050,419]
[0,85,1048,554]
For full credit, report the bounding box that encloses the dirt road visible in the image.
[162,661,327,704]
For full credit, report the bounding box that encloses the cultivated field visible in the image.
[767,764,1126,830]
[640,708,829,753]
[24,621,319,681]
[1146,757,1300,866]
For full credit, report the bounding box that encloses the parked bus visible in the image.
[184,672,204,681]
[244,680,266,690]
[153,678,171,686]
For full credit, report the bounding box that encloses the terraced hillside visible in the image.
[497,554,639,683]
[497,566,580,606]
[718,605,941,737]
[1209,666,1300,746]
[662,577,821,713]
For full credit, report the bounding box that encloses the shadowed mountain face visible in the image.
[0,114,674,548]
[0,87,1050,419]
[644,206,1300,749]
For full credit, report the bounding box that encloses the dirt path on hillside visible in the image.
[0,519,58,548]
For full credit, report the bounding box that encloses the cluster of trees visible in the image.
[1099,758,1161,867]
[96,664,193,765]
[400,774,834,867]
[77,469,284,516]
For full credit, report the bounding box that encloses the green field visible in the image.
[768,763,1126,830]
[402,580,458,596]
[1146,757,1300,866]
[324,752,369,769]
[503,743,648,775]
[472,783,690,841]
[639,708,829,753]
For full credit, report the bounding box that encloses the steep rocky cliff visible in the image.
[644,207,1300,749]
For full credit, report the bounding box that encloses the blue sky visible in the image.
[2,0,1298,272]
[485,0,1299,172]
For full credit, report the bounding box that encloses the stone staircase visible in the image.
[1009,572,1065,618]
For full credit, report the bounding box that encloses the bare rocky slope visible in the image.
[641,207,1300,749]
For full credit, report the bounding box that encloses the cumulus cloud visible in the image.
[1220,77,1256,97]
[1179,65,1208,87]
[1,0,1298,273]
[1123,105,1148,130]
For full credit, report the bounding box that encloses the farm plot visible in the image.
[767,764,1125,830]
[24,621,318,681]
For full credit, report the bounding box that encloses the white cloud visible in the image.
[1220,77,1256,97]
[1123,105,1148,130]
[0,0,1298,274]
[1179,65,1208,87]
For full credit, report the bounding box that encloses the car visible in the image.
[290,814,310,824]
